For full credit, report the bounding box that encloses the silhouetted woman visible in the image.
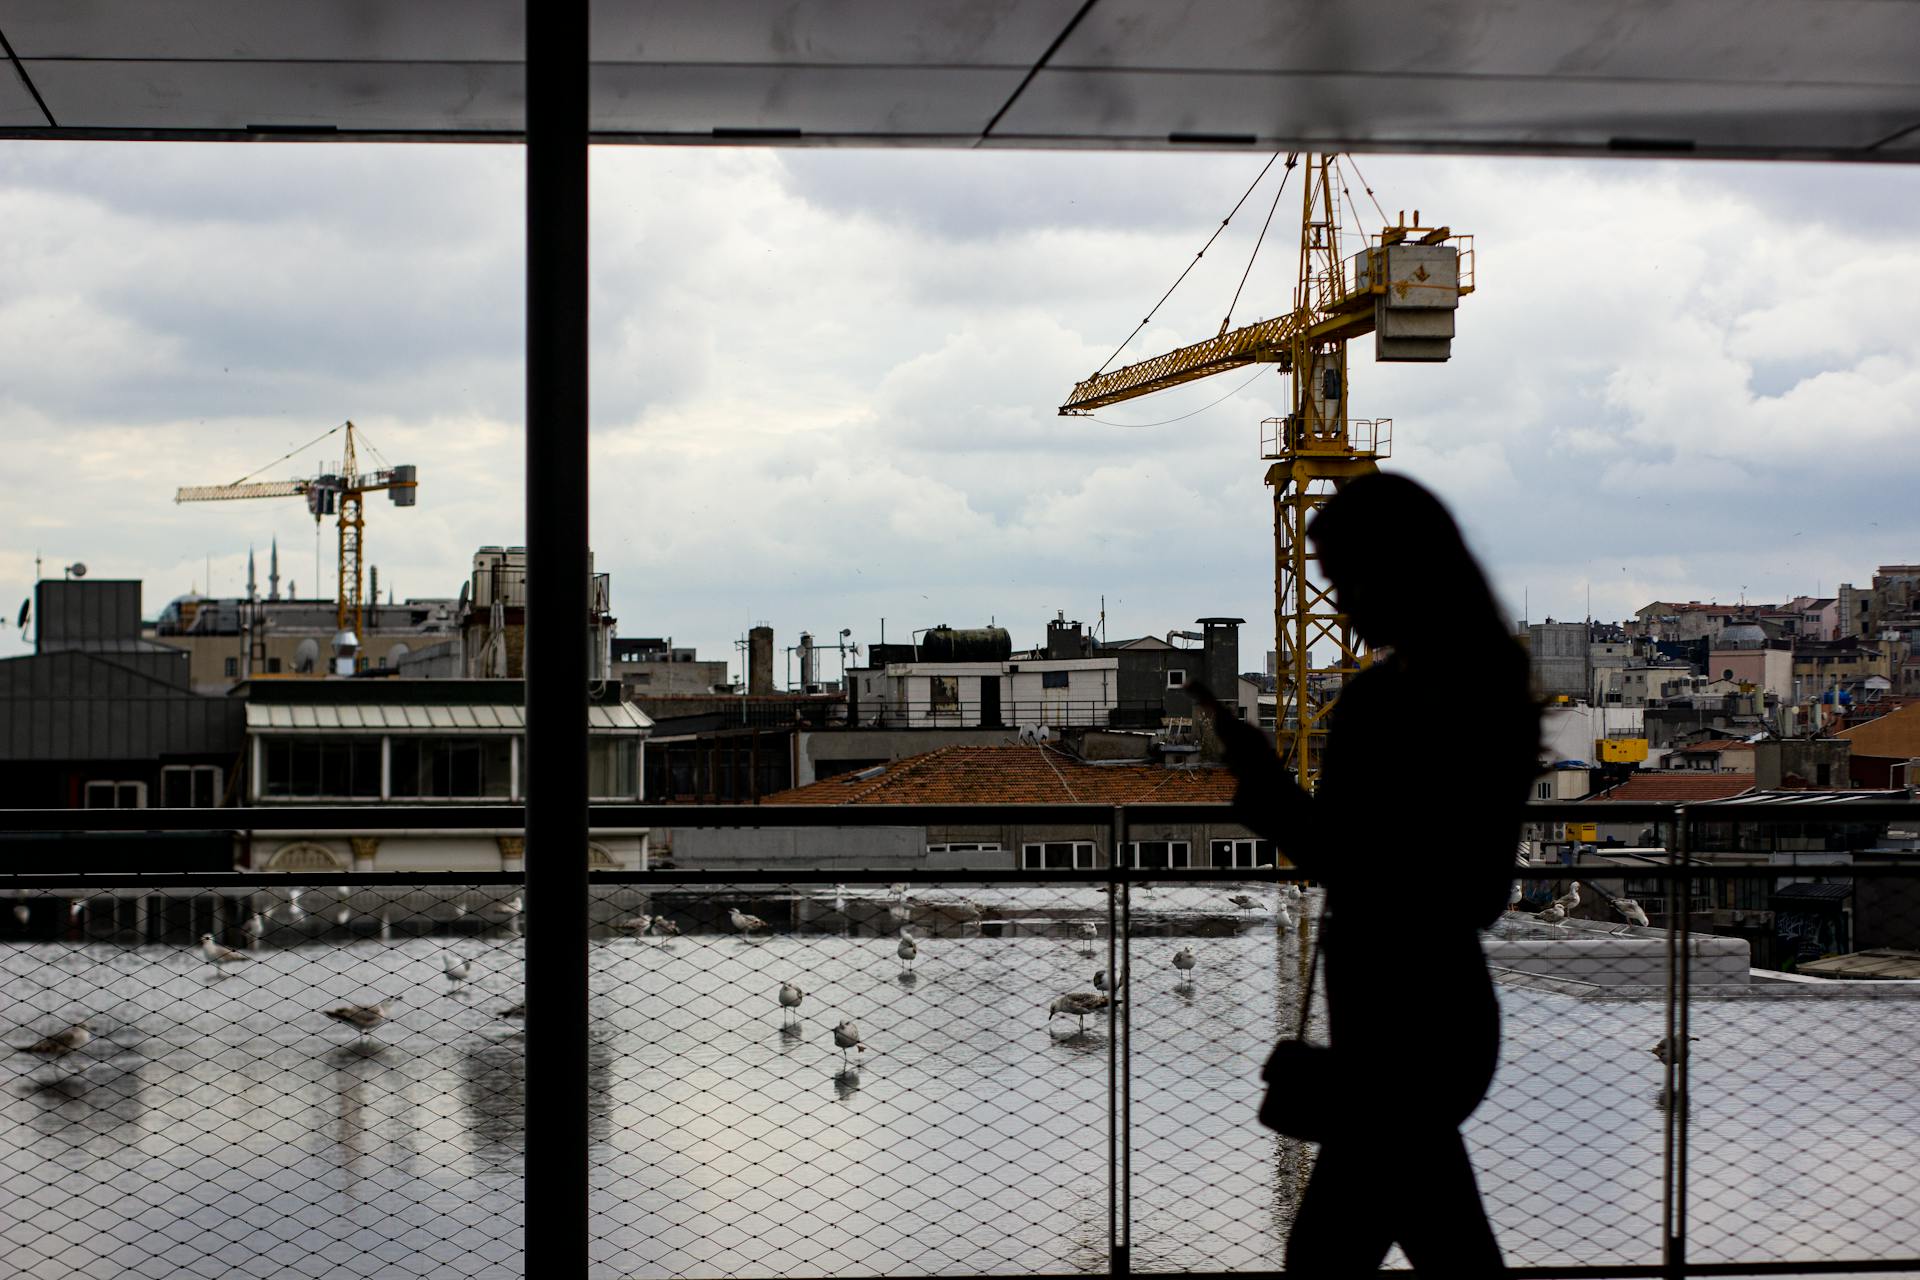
[1200,472,1536,1274]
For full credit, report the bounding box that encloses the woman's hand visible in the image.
[1186,680,1284,786]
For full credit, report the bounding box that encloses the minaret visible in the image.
[268,537,281,601]
[247,545,258,602]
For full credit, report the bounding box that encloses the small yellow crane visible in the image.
[175,420,418,640]
[1060,154,1473,784]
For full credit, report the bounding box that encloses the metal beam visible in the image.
[523,0,590,1273]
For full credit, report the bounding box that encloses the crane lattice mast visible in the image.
[1061,154,1472,786]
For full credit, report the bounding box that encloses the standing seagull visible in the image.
[778,981,805,1027]
[1274,902,1296,933]
[1092,967,1126,995]
[1078,921,1099,958]
[896,927,919,973]
[491,895,523,920]
[614,914,654,934]
[1648,1034,1700,1065]
[1228,894,1260,911]
[1172,946,1197,982]
[1536,902,1568,927]
[729,907,768,938]
[200,934,251,976]
[324,999,396,1042]
[26,1021,92,1062]
[444,955,473,987]
[1047,992,1110,1035]
[832,1019,865,1065]
[1611,896,1651,934]
[1552,881,1582,914]
[650,916,681,937]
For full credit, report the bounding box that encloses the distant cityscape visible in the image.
[4,545,1918,966]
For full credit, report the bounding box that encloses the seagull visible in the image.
[778,981,805,1027]
[1172,946,1197,979]
[1092,967,1126,995]
[832,1019,865,1064]
[491,895,523,918]
[1079,920,1099,957]
[729,907,768,937]
[1048,991,1110,1035]
[244,912,266,940]
[26,1021,92,1062]
[649,916,681,937]
[1274,902,1295,933]
[453,901,468,919]
[1648,1034,1700,1065]
[1552,881,1582,914]
[199,934,251,973]
[333,906,352,927]
[1611,896,1651,934]
[1229,894,1260,911]
[287,888,305,922]
[896,928,919,973]
[614,914,653,934]
[444,955,473,985]
[1537,902,1568,927]
[498,1002,525,1019]
[1280,884,1303,905]
[12,903,29,925]
[323,1000,395,1041]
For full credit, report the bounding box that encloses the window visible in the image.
[1041,670,1070,690]
[1209,838,1272,869]
[927,842,1005,857]
[391,736,512,798]
[589,738,641,798]
[1021,841,1098,869]
[83,781,145,809]
[161,765,222,808]
[1122,840,1191,869]
[1536,781,1552,800]
[264,738,382,799]
[929,675,959,713]
[1166,669,1186,688]
[266,657,282,673]
[224,656,239,677]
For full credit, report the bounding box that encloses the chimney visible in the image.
[1198,617,1244,699]
[749,624,775,694]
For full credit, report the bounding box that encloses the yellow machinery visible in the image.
[1060,154,1472,784]
[176,420,417,640]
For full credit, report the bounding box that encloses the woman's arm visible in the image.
[1190,682,1327,871]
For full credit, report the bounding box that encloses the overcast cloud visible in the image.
[4,143,1918,675]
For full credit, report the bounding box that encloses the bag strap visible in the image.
[1294,911,1328,1041]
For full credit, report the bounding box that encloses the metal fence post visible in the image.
[1661,804,1690,1280]
[524,1,591,1274]
[1108,804,1130,1278]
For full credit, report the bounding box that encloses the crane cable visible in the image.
[1086,151,1296,382]
[1219,155,1295,335]
[229,420,348,488]
[1340,152,1394,230]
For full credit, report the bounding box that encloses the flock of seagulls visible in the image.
[1516,879,1654,934]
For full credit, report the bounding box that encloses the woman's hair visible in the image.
[1311,472,1541,801]
[1308,471,1513,656]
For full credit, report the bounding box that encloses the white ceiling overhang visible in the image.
[2,1,1917,160]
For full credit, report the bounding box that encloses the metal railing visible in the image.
[4,800,1918,1278]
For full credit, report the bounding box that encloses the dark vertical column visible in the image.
[523,1,590,1275]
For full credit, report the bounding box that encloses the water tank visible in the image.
[919,625,1012,662]
[389,464,418,506]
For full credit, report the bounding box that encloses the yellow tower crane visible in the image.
[1060,153,1473,785]
[175,420,418,642]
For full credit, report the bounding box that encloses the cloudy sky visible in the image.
[3,142,1918,677]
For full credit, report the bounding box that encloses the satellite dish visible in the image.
[13,599,26,629]
[67,563,87,578]
[456,581,471,613]
[293,637,321,674]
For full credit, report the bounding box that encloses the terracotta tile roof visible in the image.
[1839,701,1920,760]
[1590,772,1755,803]
[765,744,1237,805]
